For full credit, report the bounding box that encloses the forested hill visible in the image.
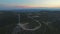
[0,10,60,34]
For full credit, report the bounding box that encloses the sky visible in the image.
[0,0,60,8]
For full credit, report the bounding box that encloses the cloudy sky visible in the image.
[0,0,60,8]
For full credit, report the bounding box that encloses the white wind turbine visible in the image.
[12,14,42,34]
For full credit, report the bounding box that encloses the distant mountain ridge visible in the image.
[0,7,60,12]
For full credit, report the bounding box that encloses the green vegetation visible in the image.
[0,10,60,34]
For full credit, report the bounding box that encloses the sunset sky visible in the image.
[0,0,60,8]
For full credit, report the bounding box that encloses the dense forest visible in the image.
[0,10,60,34]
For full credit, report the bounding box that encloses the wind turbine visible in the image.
[18,14,41,31]
[12,14,42,34]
